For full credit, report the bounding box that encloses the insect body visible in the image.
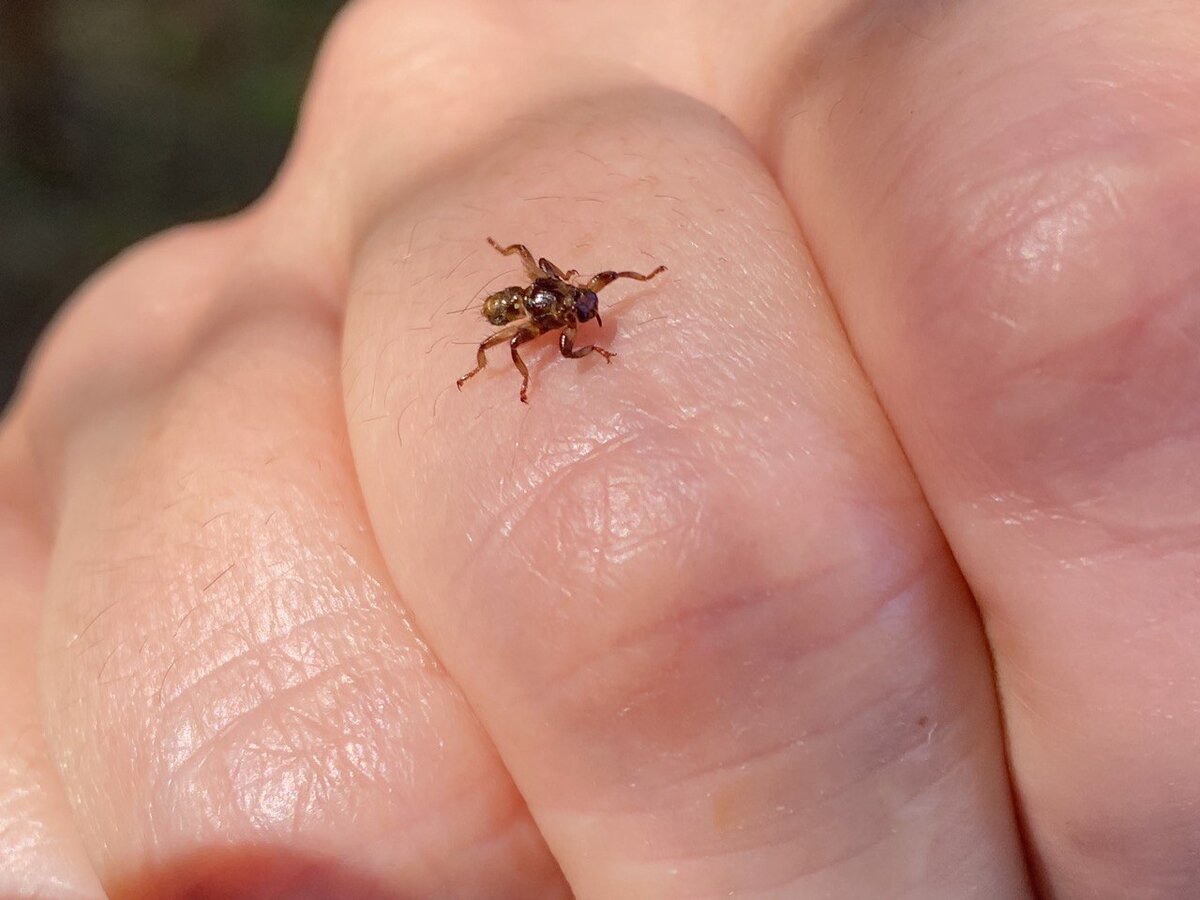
[456,237,667,403]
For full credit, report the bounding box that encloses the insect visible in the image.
[455,237,667,403]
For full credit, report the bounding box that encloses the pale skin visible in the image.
[2,1,1199,897]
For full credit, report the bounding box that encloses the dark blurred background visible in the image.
[0,0,343,407]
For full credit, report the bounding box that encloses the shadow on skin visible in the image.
[108,846,408,900]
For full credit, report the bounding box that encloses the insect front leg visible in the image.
[559,323,616,362]
[487,237,542,281]
[456,323,523,390]
[584,265,667,293]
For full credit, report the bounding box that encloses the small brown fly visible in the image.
[456,237,667,403]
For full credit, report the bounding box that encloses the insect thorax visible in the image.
[527,278,578,322]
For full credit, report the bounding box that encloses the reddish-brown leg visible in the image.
[456,323,523,389]
[559,323,616,362]
[538,257,569,280]
[509,325,542,403]
[487,237,541,281]
[583,265,667,293]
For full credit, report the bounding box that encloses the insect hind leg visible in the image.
[456,324,522,390]
[509,325,541,403]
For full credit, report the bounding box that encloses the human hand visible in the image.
[3,1,1198,896]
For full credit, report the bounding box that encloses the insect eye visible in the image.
[576,290,599,322]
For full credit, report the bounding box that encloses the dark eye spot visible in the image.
[576,290,599,322]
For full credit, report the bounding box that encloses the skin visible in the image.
[1,0,1198,896]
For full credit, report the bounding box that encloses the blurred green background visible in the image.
[0,0,343,406]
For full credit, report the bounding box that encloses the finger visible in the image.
[22,218,565,894]
[339,45,1028,900]
[0,426,104,897]
[768,1,1200,894]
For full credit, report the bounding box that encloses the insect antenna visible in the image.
[445,299,484,316]
[445,269,513,316]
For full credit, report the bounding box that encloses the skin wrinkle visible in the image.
[221,686,378,828]
[159,566,331,710]
[648,735,986,877]
[535,561,974,820]
[154,647,441,838]
[545,538,944,728]
[614,665,948,832]
[459,454,703,641]
[223,737,314,827]
[427,407,711,606]
[157,547,413,708]
[152,585,432,769]
[591,725,994,900]
[157,630,347,769]
[578,603,968,829]
[492,418,698,551]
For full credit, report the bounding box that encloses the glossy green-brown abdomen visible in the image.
[482,286,526,326]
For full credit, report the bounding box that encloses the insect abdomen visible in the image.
[482,287,527,325]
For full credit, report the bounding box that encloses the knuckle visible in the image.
[19,219,244,406]
[474,416,947,814]
[13,219,249,457]
[895,26,1200,514]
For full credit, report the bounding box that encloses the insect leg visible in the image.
[559,323,616,362]
[584,265,668,293]
[456,323,522,390]
[487,237,541,281]
[538,256,568,279]
[509,324,542,403]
